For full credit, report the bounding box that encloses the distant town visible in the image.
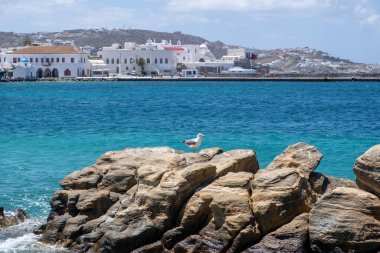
[1,29,380,81]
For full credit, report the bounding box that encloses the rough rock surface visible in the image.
[250,142,323,234]
[39,143,380,253]
[309,172,357,196]
[309,187,380,253]
[243,213,310,253]
[40,147,259,252]
[0,207,29,228]
[353,144,380,197]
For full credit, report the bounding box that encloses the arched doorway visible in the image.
[36,68,43,78]
[44,68,52,78]
[52,68,59,78]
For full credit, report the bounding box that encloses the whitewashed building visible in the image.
[98,40,178,76]
[4,46,90,78]
[222,47,256,61]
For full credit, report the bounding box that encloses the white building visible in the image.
[4,46,90,78]
[98,39,221,76]
[88,59,109,77]
[222,47,256,61]
[98,40,178,76]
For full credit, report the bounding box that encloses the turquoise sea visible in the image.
[0,81,379,251]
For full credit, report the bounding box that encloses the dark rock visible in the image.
[309,172,357,196]
[0,207,29,228]
[243,213,310,253]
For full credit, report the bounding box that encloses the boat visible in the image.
[222,66,257,75]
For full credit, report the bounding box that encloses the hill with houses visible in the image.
[1,29,378,74]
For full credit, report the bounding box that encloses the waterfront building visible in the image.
[4,45,90,78]
[98,39,222,76]
[222,47,257,61]
[88,59,109,77]
[98,40,178,76]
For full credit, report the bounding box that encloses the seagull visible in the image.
[182,133,205,152]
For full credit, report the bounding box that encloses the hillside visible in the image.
[1,29,378,73]
[0,29,229,59]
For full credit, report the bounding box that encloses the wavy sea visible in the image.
[0,80,379,252]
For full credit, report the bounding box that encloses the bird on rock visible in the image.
[182,133,205,152]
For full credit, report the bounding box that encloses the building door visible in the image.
[36,68,43,78]
[52,68,59,78]
[44,68,52,78]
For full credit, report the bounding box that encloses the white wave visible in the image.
[0,219,66,253]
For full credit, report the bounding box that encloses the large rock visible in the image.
[353,144,380,197]
[0,207,29,228]
[309,187,380,253]
[167,172,260,252]
[266,142,323,179]
[243,213,309,253]
[250,143,322,234]
[40,147,259,252]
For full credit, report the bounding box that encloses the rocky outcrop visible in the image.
[354,144,380,197]
[0,207,29,228]
[309,187,380,253]
[39,147,259,252]
[39,143,380,253]
[250,142,322,234]
[243,213,310,253]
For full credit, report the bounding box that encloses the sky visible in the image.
[0,0,380,63]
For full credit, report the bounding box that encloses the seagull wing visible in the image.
[182,138,197,145]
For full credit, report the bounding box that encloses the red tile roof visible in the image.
[11,46,86,55]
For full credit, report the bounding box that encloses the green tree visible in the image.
[21,35,32,46]
[137,57,145,75]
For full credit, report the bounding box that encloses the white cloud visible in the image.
[355,3,380,26]
[166,0,333,12]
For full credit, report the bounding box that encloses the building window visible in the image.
[51,58,54,63]
[57,58,60,63]
[106,59,109,64]
[30,58,33,63]
[71,58,74,63]
[46,58,49,63]
[17,58,20,62]
[130,58,133,63]
[133,66,136,70]
[124,58,127,64]
[146,58,150,64]
[160,58,163,64]
[155,58,158,64]
[111,59,114,64]
[64,69,71,76]
[62,58,65,63]
[126,66,129,70]
[165,58,168,64]
[41,58,44,63]
[116,58,119,64]
[36,58,38,63]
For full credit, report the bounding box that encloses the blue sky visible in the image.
[1,0,380,63]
